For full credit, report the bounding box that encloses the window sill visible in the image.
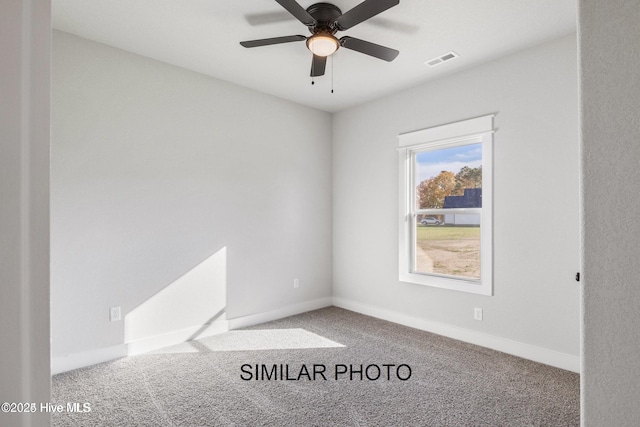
[399,270,492,296]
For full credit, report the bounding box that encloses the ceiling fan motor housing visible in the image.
[306,3,343,34]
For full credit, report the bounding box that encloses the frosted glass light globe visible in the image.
[307,34,339,57]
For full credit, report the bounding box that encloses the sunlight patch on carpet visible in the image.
[150,328,345,354]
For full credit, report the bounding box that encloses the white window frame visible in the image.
[398,115,494,296]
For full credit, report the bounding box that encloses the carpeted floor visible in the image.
[52,307,580,426]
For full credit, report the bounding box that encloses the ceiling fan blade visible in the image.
[275,0,317,27]
[310,55,327,77]
[340,36,399,61]
[240,35,306,48]
[336,0,399,30]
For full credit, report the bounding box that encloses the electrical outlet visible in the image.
[110,306,121,322]
[293,278,299,289]
[474,307,483,321]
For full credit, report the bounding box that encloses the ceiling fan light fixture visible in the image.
[306,33,339,57]
[239,0,401,78]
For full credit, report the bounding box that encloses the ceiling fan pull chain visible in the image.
[331,55,334,93]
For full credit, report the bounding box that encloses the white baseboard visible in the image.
[126,320,229,356]
[53,296,572,376]
[52,321,230,374]
[228,297,333,330]
[332,297,580,373]
[51,344,128,375]
[52,297,332,374]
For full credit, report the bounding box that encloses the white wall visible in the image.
[51,32,333,368]
[333,35,580,368]
[0,1,51,426]
[580,0,640,424]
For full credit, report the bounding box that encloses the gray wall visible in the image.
[333,35,581,360]
[0,1,51,426]
[51,32,333,360]
[580,0,640,424]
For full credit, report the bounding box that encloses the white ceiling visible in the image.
[53,0,577,113]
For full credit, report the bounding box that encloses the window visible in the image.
[398,115,494,295]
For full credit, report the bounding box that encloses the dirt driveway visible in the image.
[415,235,480,279]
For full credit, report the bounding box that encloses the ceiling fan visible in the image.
[240,0,400,77]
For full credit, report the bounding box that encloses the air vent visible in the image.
[425,51,459,68]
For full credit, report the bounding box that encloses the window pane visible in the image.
[414,216,481,280]
[415,143,482,210]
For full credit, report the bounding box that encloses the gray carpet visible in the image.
[52,307,579,426]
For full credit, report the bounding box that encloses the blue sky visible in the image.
[416,143,482,183]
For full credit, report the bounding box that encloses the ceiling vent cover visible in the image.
[425,51,459,67]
